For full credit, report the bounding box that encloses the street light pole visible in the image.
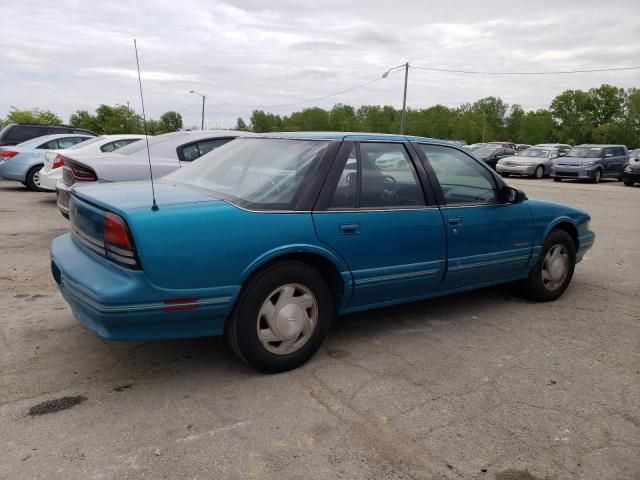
[189,90,206,129]
[400,62,409,135]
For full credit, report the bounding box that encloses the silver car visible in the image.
[56,130,245,217]
[496,143,571,179]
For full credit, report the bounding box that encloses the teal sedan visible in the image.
[51,133,595,372]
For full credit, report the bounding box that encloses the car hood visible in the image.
[71,181,221,213]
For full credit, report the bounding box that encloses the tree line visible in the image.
[236,84,640,147]
[0,104,183,136]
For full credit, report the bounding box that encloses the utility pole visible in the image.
[400,62,409,135]
[482,111,486,143]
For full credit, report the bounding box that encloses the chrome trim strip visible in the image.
[72,230,105,256]
[317,206,439,213]
[439,202,504,209]
[354,268,440,285]
[106,244,135,258]
[106,251,137,266]
[62,284,232,313]
[448,255,530,271]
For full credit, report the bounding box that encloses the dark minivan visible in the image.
[0,123,97,146]
[551,144,629,183]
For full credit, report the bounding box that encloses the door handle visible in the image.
[339,222,360,235]
[447,216,462,227]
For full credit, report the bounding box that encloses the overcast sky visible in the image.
[2,0,639,128]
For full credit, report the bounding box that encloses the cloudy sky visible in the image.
[2,0,639,128]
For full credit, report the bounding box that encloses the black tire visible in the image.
[623,180,635,187]
[533,165,544,179]
[521,230,576,302]
[500,172,510,178]
[225,261,333,373]
[25,165,46,192]
[553,177,562,182]
[592,169,602,184]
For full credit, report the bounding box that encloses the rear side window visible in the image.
[57,137,87,149]
[180,138,232,161]
[329,143,424,209]
[100,139,140,152]
[38,140,61,149]
[9,126,46,142]
[421,144,498,205]
[614,147,626,156]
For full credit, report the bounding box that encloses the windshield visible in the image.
[520,149,550,158]
[67,136,105,150]
[115,132,185,157]
[474,146,499,156]
[164,138,329,209]
[566,147,602,158]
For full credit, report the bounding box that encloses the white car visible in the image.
[39,134,147,191]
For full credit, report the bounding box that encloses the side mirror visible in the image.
[503,186,526,204]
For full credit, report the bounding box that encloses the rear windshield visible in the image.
[566,147,602,158]
[164,138,329,210]
[67,136,105,149]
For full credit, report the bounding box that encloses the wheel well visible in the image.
[247,253,345,312]
[552,222,579,250]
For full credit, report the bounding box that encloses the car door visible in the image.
[313,141,447,308]
[416,144,534,290]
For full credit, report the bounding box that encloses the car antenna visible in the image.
[133,38,159,211]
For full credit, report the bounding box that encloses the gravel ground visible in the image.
[0,177,638,480]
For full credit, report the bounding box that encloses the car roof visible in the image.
[575,144,626,147]
[17,133,93,147]
[250,131,455,145]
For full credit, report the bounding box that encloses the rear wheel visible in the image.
[533,165,544,179]
[521,230,576,302]
[25,165,46,192]
[225,261,332,373]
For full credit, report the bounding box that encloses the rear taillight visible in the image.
[103,213,138,267]
[52,154,66,169]
[0,150,18,160]
[67,163,97,181]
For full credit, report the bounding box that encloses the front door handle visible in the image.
[447,216,462,227]
[339,222,360,235]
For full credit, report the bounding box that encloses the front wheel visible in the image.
[225,261,332,373]
[624,180,635,187]
[533,165,544,179]
[592,169,602,184]
[521,230,576,302]
[25,165,46,192]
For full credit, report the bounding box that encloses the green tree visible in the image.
[506,105,525,142]
[472,97,509,140]
[6,108,62,125]
[69,110,99,132]
[550,89,593,144]
[234,117,249,131]
[519,109,556,145]
[328,104,358,131]
[250,110,283,132]
[159,111,182,133]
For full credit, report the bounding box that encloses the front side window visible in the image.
[421,144,498,205]
[165,138,328,210]
[328,143,425,209]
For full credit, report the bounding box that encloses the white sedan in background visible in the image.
[38,134,147,191]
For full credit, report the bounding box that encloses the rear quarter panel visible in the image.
[123,202,341,291]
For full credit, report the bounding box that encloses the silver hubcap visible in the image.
[257,284,318,355]
[541,244,569,291]
[595,171,600,182]
[33,170,41,186]
[535,167,543,178]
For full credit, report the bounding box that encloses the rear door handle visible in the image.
[447,216,462,227]
[339,222,360,235]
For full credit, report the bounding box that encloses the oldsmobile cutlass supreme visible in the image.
[51,133,595,372]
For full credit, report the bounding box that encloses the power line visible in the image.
[410,65,640,75]
[201,69,404,110]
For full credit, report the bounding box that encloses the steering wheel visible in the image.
[382,175,398,203]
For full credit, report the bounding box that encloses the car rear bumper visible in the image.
[496,164,537,175]
[39,167,62,191]
[51,233,235,341]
